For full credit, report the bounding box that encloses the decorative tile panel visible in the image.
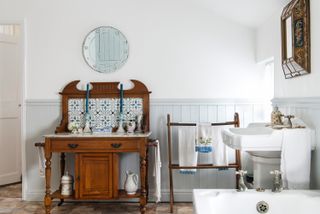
[68,98,143,128]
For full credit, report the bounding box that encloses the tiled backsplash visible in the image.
[68,98,143,128]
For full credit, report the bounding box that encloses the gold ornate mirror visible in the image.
[281,0,310,79]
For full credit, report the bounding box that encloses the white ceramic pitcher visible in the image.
[124,171,138,195]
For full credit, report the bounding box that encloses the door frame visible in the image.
[0,19,27,199]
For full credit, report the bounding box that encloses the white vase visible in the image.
[124,171,138,195]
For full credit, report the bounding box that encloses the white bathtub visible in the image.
[193,189,320,214]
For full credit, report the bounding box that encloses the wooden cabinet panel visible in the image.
[76,153,114,199]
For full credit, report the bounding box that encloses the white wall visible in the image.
[256,0,320,98]
[0,0,274,201]
[0,0,266,100]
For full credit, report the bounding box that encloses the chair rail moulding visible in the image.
[272,97,320,109]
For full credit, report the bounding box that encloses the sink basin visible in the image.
[228,127,273,135]
[222,123,316,157]
[222,126,283,152]
[222,121,315,189]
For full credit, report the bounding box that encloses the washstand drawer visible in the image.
[50,140,140,152]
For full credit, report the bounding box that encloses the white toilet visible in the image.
[248,151,281,189]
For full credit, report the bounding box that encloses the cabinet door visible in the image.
[77,153,114,199]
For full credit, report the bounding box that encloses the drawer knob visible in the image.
[68,144,79,149]
[111,143,122,148]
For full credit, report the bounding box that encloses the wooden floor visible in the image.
[0,183,194,213]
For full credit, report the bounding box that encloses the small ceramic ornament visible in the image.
[68,122,79,134]
[77,127,83,134]
[61,171,74,196]
[127,121,136,133]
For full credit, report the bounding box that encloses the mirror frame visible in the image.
[82,26,129,73]
[281,0,310,79]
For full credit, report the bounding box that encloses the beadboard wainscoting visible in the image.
[272,97,320,189]
[24,99,271,201]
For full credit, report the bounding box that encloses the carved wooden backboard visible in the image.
[55,80,151,133]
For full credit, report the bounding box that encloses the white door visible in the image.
[0,24,22,185]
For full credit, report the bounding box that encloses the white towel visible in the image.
[37,146,46,177]
[196,123,213,153]
[212,126,229,166]
[178,126,198,174]
[281,128,312,189]
[153,140,162,202]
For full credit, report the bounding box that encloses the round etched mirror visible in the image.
[83,26,129,73]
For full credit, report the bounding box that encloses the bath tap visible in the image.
[270,170,283,192]
[236,170,248,192]
[284,115,295,128]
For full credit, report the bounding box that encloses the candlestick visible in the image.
[83,112,91,133]
[116,112,125,134]
[86,83,90,113]
[120,83,123,114]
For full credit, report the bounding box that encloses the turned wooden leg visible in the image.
[60,153,65,179]
[140,139,148,214]
[58,153,65,206]
[235,150,241,189]
[169,166,174,213]
[145,146,149,203]
[44,139,52,214]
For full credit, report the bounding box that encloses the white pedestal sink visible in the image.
[222,122,315,189]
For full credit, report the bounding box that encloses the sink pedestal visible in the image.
[250,155,280,189]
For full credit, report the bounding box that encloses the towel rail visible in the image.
[34,142,45,147]
[167,113,241,213]
[170,164,238,169]
[147,138,159,147]
[169,121,238,126]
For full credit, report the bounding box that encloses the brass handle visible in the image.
[111,143,122,148]
[68,144,79,149]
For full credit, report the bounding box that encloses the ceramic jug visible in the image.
[124,171,138,195]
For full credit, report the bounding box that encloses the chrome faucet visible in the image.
[270,170,283,192]
[284,115,295,128]
[236,170,248,192]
